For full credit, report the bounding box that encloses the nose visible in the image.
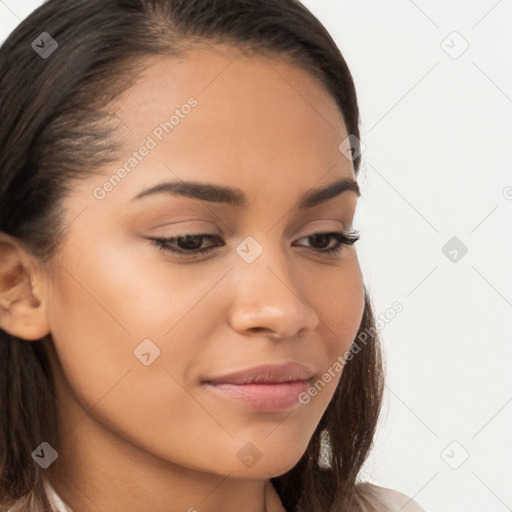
[227,244,320,340]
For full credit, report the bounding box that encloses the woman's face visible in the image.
[40,47,364,489]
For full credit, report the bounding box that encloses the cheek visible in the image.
[47,229,363,384]
[44,235,213,406]
[308,254,364,353]
[301,255,364,405]
[49,230,215,341]
[44,240,226,466]
[43,230,365,475]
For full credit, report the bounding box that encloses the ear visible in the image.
[0,233,51,341]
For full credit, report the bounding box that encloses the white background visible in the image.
[1,1,511,511]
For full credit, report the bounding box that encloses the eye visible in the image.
[147,229,360,259]
[292,228,360,257]
[149,234,223,258]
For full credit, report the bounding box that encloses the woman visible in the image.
[0,0,426,510]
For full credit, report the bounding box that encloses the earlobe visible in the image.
[0,234,51,341]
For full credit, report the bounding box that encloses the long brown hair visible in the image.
[0,1,389,510]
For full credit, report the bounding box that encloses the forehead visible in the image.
[116,46,345,127]
[85,47,355,211]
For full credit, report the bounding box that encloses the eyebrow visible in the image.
[132,177,360,210]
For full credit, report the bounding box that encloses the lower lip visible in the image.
[204,381,310,413]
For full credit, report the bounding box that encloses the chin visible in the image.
[223,435,311,479]
[221,455,304,480]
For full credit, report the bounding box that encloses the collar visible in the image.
[42,477,74,512]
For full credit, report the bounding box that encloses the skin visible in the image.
[0,46,366,512]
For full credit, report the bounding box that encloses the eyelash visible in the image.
[148,228,360,259]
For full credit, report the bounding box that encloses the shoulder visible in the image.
[369,484,427,512]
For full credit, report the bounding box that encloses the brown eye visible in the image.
[147,229,360,260]
[149,234,223,256]
[293,230,360,257]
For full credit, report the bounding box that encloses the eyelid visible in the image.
[150,220,349,241]
[147,225,359,260]
[294,220,348,237]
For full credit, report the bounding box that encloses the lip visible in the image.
[202,362,315,413]
[203,362,315,385]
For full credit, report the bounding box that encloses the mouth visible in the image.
[202,362,315,413]
[204,381,311,413]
